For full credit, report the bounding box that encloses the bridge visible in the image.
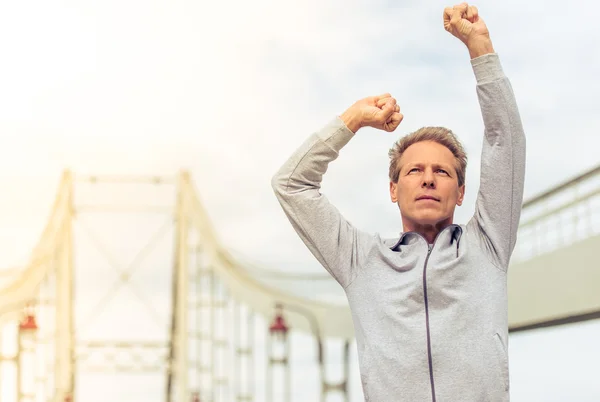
[0,163,598,402]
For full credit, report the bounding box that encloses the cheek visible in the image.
[398,178,419,194]
[396,183,419,208]
[442,185,460,203]
[396,183,412,201]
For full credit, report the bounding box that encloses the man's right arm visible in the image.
[271,97,402,288]
[271,116,369,289]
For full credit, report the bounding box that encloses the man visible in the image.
[272,3,525,401]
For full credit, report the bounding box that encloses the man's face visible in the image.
[389,140,465,228]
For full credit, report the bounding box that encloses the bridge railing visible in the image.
[511,164,600,264]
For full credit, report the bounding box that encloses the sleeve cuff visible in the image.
[315,116,356,151]
[471,53,504,84]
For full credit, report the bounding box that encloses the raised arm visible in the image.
[445,3,527,269]
[271,95,403,288]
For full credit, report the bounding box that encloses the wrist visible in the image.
[467,38,495,59]
[340,107,363,133]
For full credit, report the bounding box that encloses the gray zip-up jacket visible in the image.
[271,53,526,401]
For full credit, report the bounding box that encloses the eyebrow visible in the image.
[404,163,456,175]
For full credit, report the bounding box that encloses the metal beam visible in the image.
[510,310,600,333]
[175,172,190,402]
[522,163,600,208]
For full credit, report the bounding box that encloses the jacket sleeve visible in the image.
[468,53,527,270]
[271,117,374,288]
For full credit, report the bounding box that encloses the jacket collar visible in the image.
[386,224,463,251]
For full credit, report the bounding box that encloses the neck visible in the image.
[402,217,453,244]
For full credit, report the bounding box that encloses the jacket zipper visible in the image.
[423,243,436,402]
[400,225,460,402]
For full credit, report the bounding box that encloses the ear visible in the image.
[456,184,465,206]
[390,181,398,203]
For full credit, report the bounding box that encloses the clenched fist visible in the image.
[444,3,494,58]
[340,93,403,133]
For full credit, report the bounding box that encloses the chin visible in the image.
[412,212,447,226]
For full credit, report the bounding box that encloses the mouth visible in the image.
[416,195,440,202]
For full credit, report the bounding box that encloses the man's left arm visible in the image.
[471,48,526,270]
[445,3,527,270]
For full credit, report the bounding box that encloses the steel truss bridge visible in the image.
[0,164,598,402]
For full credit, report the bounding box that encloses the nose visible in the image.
[421,170,436,189]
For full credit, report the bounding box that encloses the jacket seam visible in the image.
[494,78,515,273]
[478,78,515,274]
[501,79,517,272]
[473,214,509,274]
[344,240,377,290]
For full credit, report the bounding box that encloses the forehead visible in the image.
[399,141,456,167]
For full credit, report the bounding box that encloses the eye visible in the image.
[436,169,448,175]
[408,168,420,173]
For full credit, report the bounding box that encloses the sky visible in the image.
[0,0,599,400]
